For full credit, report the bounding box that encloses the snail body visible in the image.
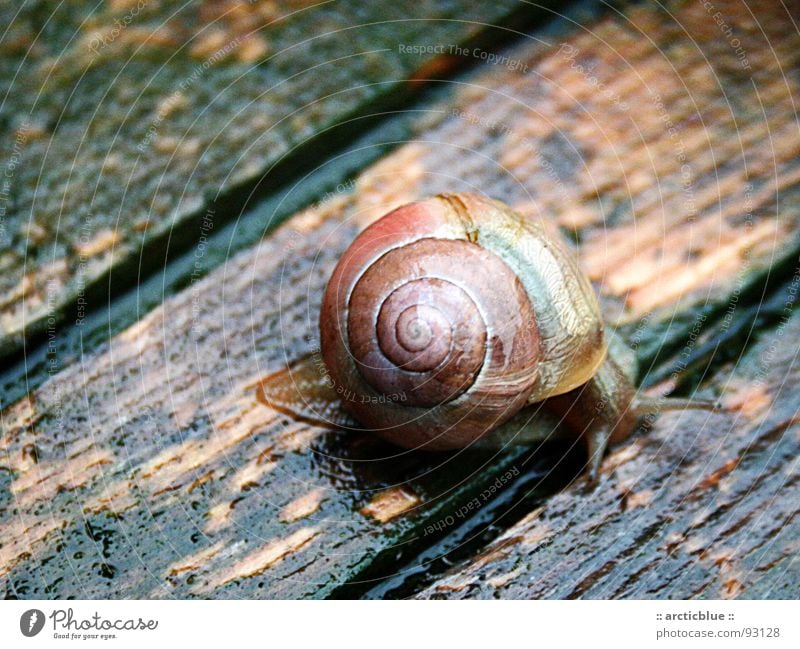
[260,193,715,477]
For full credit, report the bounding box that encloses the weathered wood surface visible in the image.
[2,0,799,598]
[418,307,800,599]
[0,0,530,358]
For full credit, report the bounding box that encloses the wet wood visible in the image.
[1,0,799,598]
[417,308,800,599]
[362,487,422,524]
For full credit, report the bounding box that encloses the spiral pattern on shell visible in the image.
[347,235,538,408]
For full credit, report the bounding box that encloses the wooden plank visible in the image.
[416,307,800,599]
[2,0,800,598]
[0,97,434,410]
[0,198,569,599]
[0,0,532,359]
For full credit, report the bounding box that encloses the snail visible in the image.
[259,193,715,478]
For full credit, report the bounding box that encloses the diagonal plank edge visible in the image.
[0,0,537,359]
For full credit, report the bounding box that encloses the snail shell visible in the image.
[320,193,606,450]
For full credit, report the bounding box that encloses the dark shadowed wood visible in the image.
[417,307,800,599]
[1,0,799,598]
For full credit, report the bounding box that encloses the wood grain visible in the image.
[2,0,799,598]
[417,307,800,599]
[0,0,530,358]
